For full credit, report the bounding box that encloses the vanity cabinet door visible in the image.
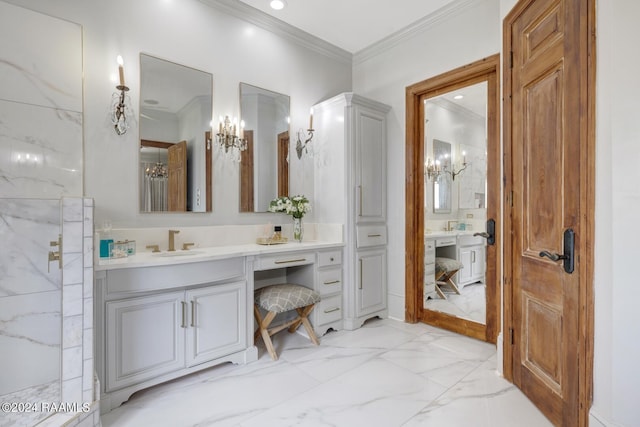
[457,244,486,286]
[356,248,387,317]
[458,247,474,285]
[105,291,185,392]
[185,281,246,367]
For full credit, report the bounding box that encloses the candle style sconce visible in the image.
[111,55,131,135]
[295,108,314,159]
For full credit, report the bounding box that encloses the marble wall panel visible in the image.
[0,198,60,296]
[0,1,82,112]
[0,100,82,198]
[0,290,60,395]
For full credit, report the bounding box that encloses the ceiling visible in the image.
[237,0,459,54]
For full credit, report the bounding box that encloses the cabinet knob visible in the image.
[330,257,334,262]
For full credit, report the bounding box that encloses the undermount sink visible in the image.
[152,250,205,257]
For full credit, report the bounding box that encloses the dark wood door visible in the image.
[168,140,187,211]
[504,0,594,424]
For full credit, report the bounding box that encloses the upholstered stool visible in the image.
[254,283,321,360]
[435,257,463,299]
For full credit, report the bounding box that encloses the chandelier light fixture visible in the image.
[216,115,247,154]
[425,151,468,181]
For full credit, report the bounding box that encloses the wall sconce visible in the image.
[295,108,314,159]
[216,115,247,157]
[111,55,131,135]
[425,152,468,181]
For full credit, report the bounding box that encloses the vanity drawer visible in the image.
[356,225,387,248]
[317,250,342,268]
[315,294,342,325]
[435,237,457,247]
[458,234,486,247]
[254,252,315,271]
[317,269,342,295]
[106,257,245,295]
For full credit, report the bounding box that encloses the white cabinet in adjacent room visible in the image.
[457,235,486,287]
[314,93,391,330]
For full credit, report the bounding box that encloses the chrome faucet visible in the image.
[168,230,180,251]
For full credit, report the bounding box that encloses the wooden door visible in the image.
[504,0,594,425]
[239,130,254,212]
[168,140,187,211]
[277,130,289,197]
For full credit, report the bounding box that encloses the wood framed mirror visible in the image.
[405,54,501,343]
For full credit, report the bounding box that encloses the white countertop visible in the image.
[96,240,344,271]
[424,230,479,238]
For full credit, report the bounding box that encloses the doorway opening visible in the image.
[405,54,501,343]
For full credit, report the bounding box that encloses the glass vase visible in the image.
[293,217,303,243]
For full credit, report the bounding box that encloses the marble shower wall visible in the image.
[0,0,83,197]
[0,3,96,425]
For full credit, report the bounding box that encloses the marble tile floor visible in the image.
[425,281,486,324]
[101,318,551,427]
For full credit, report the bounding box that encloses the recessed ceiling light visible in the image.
[270,0,286,10]
[453,95,464,100]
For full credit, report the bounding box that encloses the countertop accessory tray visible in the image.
[256,237,288,245]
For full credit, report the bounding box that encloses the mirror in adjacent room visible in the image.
[139,53,213,213]
[423,81,488,325]
[432,139,452,213]
[239,83,290,212]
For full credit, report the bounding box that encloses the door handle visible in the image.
[473,219,495,245]
[539,228,575,274]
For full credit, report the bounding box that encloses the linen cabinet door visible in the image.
[185,281,247,366]
[105,291,185,391]
[354,105,387,224]
[356,248,387,317]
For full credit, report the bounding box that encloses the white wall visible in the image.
[352,0,500,320]
[5,0,352,228]
[591,2,640,426]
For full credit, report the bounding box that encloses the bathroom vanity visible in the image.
[95,240,343,412]
[424,231,486,289]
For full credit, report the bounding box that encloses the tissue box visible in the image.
[109,240,136,258]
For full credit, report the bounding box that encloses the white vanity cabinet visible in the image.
[457,235,486,287]
[313,249,344,335]
[314,93,391,330]
[424,238,437,300]
[96,257,254,412]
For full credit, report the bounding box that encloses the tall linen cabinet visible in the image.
[313,93,391,330]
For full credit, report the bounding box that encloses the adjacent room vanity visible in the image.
[424,231,486,292]
[94,239,343,412]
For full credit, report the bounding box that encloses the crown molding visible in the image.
[353,0,478,65]
[431,97,485,122]
[199,0,352,64]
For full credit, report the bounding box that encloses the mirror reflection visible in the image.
[239,83,290,212]
[433,139,452,213]
[139,54,213,213]
[423,81,488,324]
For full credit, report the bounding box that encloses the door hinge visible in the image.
[509,190,514,207]
[510,328,515,345]
[510,51,514,69]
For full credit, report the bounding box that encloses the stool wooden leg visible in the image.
[254,304,279,360]
[287,304,319,346]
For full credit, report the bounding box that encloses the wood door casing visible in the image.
[404,55,501,343]
[168,140,187,212]
[277,131,289,197]
[503,0,595,425]
[240,130,254,212]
